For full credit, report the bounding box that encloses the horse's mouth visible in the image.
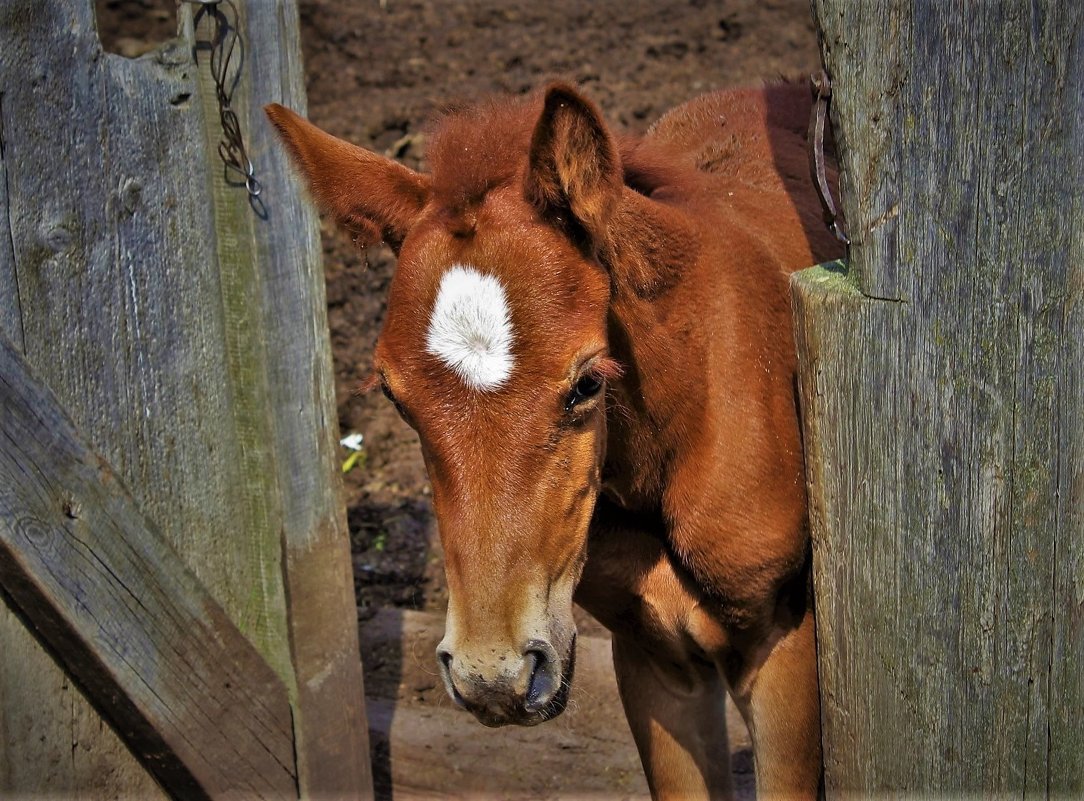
[468,636,577,728]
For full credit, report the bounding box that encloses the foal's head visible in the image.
[268,84,624,726]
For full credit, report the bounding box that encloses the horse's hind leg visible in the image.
[612,634,734,801]
[731,606,822,800]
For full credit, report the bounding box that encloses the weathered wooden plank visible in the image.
[184,2,294,683]
[236,3,374,795]
[0,79,68,799]
[0,333,297,800]
[0,90,21,353]
[1,0,288,654]
[1050,253,1084,790]
[2,3,180,793]
[797,1,1084,795]
[1,0,369,796]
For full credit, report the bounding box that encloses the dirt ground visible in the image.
[95,1,824,796]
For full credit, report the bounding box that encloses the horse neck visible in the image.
[600,188,708,511]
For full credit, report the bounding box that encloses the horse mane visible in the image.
[423,88,699,217]
[424,92,542,214]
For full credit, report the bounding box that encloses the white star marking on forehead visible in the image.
[425,265,516,391]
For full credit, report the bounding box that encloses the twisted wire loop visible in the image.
[808,70,849,246]
[184,0,266,217]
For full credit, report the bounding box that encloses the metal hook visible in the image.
[808,70,850,246]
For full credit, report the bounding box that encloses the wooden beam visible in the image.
[2,1,290,791]
[796,1,1084,795]
[1,2,370,795]
[0,333,297,801]
[208,4,374,795]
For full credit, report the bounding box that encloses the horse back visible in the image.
[645,80,840,271]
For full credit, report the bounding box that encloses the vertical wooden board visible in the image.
[801,0,1084,796]
[0,91,22,352]
[807,0,910,300]
[2,62,71,789]
[1049,95,1084,791]
[14,0,298,666]
[791,267,909,793]
[0,4,172,796]
[183,2,293,679]
[1040,10,1084,790]
[0,0,346,794]
[238,3,372,796]
[6,6,369,797]
[0,1,288,649]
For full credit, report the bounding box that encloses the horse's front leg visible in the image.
[727,600,821,801]
[612,634,734,801]
[577,497,736,799]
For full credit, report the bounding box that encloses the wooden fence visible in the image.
[795,1,1082,795]
[0,1,371,797]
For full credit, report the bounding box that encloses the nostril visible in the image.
[523,645,559,710]
[435,646,466,709]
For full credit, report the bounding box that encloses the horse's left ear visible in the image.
[524,83,622,249]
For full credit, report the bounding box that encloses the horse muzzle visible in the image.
[436,636,575,727]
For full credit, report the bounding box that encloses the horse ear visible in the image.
[265,104,430,250]
[524,83,622,249]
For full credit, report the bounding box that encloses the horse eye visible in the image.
[565,373,603,412]
[381,382,409,420]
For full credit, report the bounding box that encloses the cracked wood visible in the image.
[0,333,296,800]
[794,2,1084,796]
[0,0,370,796]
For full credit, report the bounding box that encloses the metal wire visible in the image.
[185,0,264,213]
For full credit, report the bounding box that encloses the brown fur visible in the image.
[424,94,537,233]
[268,80,843,800]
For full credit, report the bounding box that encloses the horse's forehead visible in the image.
[381,203,608,389]
[424,264,516,392]
[393,258,587,390]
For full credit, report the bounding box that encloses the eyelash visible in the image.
[564,371,605,413]
[381,382,409,420]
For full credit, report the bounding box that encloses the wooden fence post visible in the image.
[793,2,1083,795]
[0,1,371,797]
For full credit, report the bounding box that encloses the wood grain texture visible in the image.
[0,91,21,354]
[0,0,369,796]
[230,3,373,795]
[1,2,197,793]
[0,0,283,651]
[796,1,1084,796]
[0,334,297,800]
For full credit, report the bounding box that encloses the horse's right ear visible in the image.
[523,83,622,251]
[265,104,430,250]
